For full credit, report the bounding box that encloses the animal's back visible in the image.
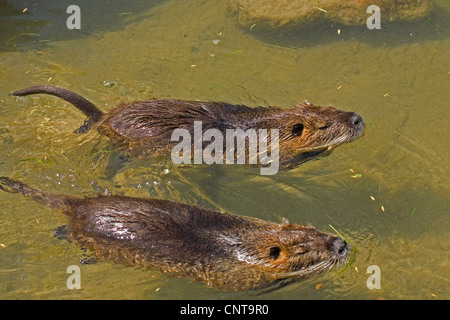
[67,196,254,269]
[98,99,279,138]
[0,177,350,291]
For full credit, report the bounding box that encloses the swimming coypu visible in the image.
[0,176,349,291]
[11,85,364,170]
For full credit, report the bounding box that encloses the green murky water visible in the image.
[0,0,448,299]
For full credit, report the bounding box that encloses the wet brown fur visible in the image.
[0,177,349,291]
[12,86,364,169]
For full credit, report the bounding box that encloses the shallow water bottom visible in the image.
[0,0,448,299]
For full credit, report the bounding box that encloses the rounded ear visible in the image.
[292,123,304,137]
[269,246,281,259]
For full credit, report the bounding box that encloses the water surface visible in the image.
[0,0,448,299]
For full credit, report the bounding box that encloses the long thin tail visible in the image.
[11,85,104,133]
[0,177,74,212]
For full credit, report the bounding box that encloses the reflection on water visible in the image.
[0,0,162,52]
[0,0,448,299]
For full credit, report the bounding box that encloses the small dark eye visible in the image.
[292,123,304,137]
[319,125,330,130]
[269,246,281,259]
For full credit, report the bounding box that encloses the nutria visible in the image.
[11,85,364,170]
[0,176,349,291]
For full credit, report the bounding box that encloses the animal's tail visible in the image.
[11,85,104,133]
[0,177,74,213]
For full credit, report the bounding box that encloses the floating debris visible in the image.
[18,157,51,166]
[328,224,347,243]
[103,81,117,88]
[216,49,244,61]
[313,6,327,13]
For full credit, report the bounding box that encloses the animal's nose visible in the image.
[348,112,364,129]
[333,238,349,257]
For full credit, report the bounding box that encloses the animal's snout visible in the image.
[332,237,349,257]
[348,112,364,130]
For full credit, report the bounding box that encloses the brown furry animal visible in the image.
[12,85,364,169]
[0,176,349,291]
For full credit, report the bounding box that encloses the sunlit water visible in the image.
[0,0,448,299]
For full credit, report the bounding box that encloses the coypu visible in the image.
[0,176,349,291]
[11,85,364,171]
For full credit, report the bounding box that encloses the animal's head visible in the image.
[281,102,364,152]
[224,219,350,291]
